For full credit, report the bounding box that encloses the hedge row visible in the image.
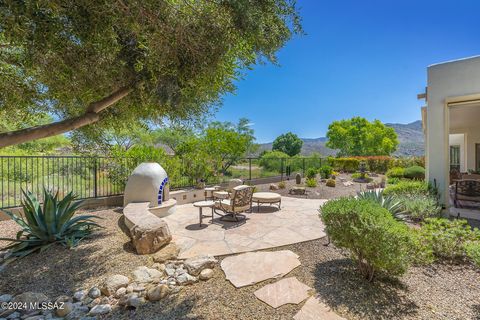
[326,156,425,173]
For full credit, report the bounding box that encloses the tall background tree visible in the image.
[0,0,301,148]
[272,132,303,156]
[174,118,256,176]
[326,117,398,156]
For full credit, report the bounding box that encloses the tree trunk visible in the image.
[0,86,132,148]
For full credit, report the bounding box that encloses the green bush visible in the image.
[398,194,441,221]
[391,157,425,169]
[403,166,425,180]
[383,180,430,197]
[320,198,414,281]
[319,165,333,179]
[355,156,391,173]
[306,168,317,179]
[418,218,480,261]
[305,178,317,187]
[259,151,290,172]
[386,167,405,179]
[387,177,401,185]
[465,242,480,267]
[0,189,101,264]
[278,181,286,189]
[327,157,359,172]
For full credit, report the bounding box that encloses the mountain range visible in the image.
[256,120,424,157]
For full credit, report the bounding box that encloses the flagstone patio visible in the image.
[163,196,327,259]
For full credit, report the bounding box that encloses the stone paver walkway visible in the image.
[294,296,346,320]
[254,277,312,308]
[220,250,301,288]
[163,197,327,259]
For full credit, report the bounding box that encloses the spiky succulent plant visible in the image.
[356,189,406,221]
[0,189,101,264]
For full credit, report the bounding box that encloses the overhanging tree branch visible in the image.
[0,86,133,148]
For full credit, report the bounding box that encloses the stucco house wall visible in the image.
[426,56,480,205]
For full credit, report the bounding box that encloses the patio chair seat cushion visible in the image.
[213,191,229,199]
[215,199,251,213]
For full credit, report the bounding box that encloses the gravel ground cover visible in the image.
[1,204,479,319]
[255,173,383,199]
[109,238,480,320]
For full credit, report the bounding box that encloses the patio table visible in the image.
[193,200,215,226]
[204,186,221,200]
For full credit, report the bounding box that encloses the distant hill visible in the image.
[255,120,424,157]
[385,120,424,157]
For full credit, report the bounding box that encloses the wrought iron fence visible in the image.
[0,155,325,209]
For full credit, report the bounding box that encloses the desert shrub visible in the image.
[305,178,317,187]
[386,167,405,179]
[259,151,290,172]
[399,194,441,221]
[327,157,359,172]
[465,242,480,267]
[319,165,333,179]
[278,181,286,189]
[403,166,425,180]
[326,179,336,187]
[306,168,317,179]
[356,190,405,220]
[320,198,414,281]
[418,218,480,261]
[0,189,101,264]
[383,180,430,197]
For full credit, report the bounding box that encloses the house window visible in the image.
[450,145,460,171]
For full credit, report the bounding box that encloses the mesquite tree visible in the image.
[0,0,301,148]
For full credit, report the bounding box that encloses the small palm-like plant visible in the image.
[357,189,406,220]
[0,189,101,264]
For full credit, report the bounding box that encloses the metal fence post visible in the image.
[93,157,98,198]
[302,158,305,177]
[280,158,284,181]
[249,158,252,181]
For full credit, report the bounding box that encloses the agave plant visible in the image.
[0,189,102,264]
[356,189,407,220]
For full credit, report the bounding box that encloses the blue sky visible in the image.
[212,0,480,143]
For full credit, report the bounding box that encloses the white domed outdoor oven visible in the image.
[123,162,177,217]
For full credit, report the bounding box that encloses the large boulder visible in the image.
[130,222,172,255]
[124,202,172,254]
[269,184,279,190]
[289,187,306,195]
